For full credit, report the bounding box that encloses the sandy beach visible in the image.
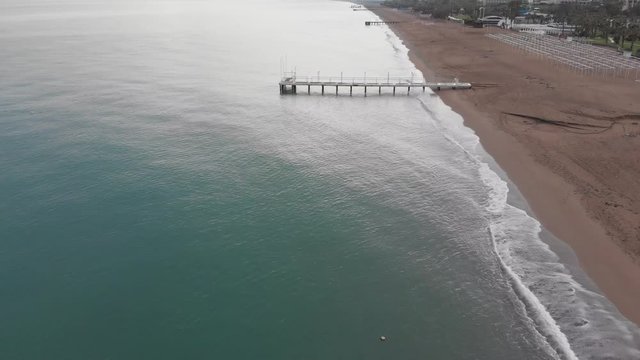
[371,7,640,325]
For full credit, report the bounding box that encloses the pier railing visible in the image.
[283,75,428,85]
[279,73,471,95]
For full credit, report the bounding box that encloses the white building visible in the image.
[624,0,638,10]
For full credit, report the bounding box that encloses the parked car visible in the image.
[480,16,504,27]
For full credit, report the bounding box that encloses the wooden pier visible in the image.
[365,20,401,26]
[279,74,471,96]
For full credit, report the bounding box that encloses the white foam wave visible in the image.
[419,94,640,359]
[489,222,578,360]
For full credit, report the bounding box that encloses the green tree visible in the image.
[507,0,521,20]
[627,22,639,54]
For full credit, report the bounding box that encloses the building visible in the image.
[624,0,638,10]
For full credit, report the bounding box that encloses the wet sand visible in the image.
[371,7,640,325]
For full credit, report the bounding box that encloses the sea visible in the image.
[1,0,639,359]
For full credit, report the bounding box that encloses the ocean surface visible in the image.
[1,1,639,359]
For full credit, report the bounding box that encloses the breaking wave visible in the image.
[419,95,640,359]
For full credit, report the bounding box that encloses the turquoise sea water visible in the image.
[1,1,639,359]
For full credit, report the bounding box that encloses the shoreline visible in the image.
[370,7,640,326]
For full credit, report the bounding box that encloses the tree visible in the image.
[608,16,634,49]
[626,22,640,54]
[507,0,521,20]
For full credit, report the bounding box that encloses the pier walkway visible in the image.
[279,74,471,96]
[365,20,401,26]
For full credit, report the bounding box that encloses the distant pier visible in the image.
[279,74,471,96]
[365,21,401,26]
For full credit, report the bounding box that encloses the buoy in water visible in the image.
[379,336,387,342]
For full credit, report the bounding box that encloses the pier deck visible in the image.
[279,75,471,96]
[365,20,401,25]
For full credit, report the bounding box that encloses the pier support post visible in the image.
[379,86,381,95]
[407,86,410,95]
[308,85,310,95]
[292,85,297,95]
[336,86,338,95]
[350,86,352,96]
[322,85,324,95]
[393,87,396,96]
[364,86,367,97]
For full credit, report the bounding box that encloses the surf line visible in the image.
[489,225,579,360]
